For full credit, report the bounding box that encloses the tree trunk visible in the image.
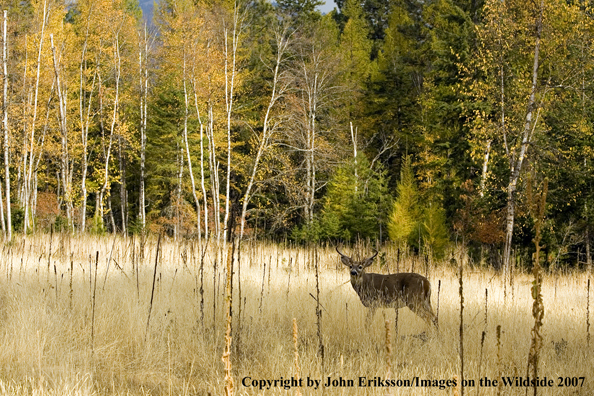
[176,143,184,241]
[3,10,11,241]
[182,55,202,242]
[350,122,358,192]
[308,79,317,224]
[138,23,149,230]
[50,33,72,230]
[239,28,289,238]
[502,0,543,277]
[98,34,121,227]
[479,139,492,197]
[207,103,220,246]
[223,4,243,245]
[191,79,208,243]
[79,18,97,233]
[586,227,592,275]
[0,168,4,238]
[107,194,116,233]
[23,0,48,233]
[118,136,127,234]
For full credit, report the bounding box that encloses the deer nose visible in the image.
[350,270,357,276]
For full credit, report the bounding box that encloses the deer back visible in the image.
[354,272,430,308]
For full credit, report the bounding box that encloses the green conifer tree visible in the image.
[388,155,421,246]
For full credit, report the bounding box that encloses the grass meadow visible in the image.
[0,233,591,395]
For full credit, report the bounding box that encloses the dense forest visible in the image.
[0,0,593,271]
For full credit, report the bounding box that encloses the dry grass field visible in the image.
[0,233,591,395]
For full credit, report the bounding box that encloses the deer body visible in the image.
[338,248,437,329]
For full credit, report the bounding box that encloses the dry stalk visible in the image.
[458,260,465,396]
[259,260,266,314]
[47,224,53,277]
[478,330,486,396]
[91,251,98,355]
[222,240,235,396]
[436,279,441,326]
[510,249,515,300]
[267,254,271,287]
[53,264,58,301]
[286,257,292,300]
[131,234,135,274]
[340,354,345,396]
[134,235,140,302]
[496,325,502,396]
[453,375,460,396]
[384,319,392,396]
[526,178,547,396]
[200,235,209,329]
[314,246,324,365]
[236,238,243,356]
[69,254,73,309]
[293,318,302,396]
[145,233,161,342]
[587,278,591,348]
[168,332,172,396]
[395,250,401,333]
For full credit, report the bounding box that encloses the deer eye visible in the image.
[358,265,362,270]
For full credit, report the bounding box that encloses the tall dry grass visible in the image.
[0,234,590,395]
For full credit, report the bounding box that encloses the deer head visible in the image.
[336,247,378,278]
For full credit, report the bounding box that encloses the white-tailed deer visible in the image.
[337,248,438,329]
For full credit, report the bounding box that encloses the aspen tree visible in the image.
[1,10,8,240]
[77,0,98,232]
[223,0,245,245]
[472,0,589,271]
[239,26,292,238]
[21,0,49,233]
[283,15,342,226]
[138,22,151,231]
[50,32,72,230]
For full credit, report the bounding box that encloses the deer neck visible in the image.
[350,273,371,292]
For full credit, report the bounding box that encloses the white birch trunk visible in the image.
[207,104,220,244]
[239,28,289,238]
[191,78,208,241]
[0,158,4,237]
[479,139,491,197]
[98,35,120,225]
[223,2,243,244]
[138,23,149,230]
[78,18,97,233]
[308,76,317,223]
[350,122,358,193]
[118,136,127,234]
[50,33,73,229]
[182,54,202,243]
[23,0,48,233]
[502,1,543,276]
[2,10,10,240]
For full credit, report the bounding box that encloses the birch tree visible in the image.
[222,0,245,245]
[239,26,292,238]
[2,10,10,240]
[283,15,342,226]
[474,0,588,272]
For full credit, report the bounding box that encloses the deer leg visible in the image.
[409,303,438,330]
[423,299,439,329]
[366,307,376,328]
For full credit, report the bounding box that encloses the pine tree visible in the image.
[388,155,421,246]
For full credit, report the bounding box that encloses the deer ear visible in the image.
[340,256,352,266]
[336,247,351,266]
[363,251,378,267]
